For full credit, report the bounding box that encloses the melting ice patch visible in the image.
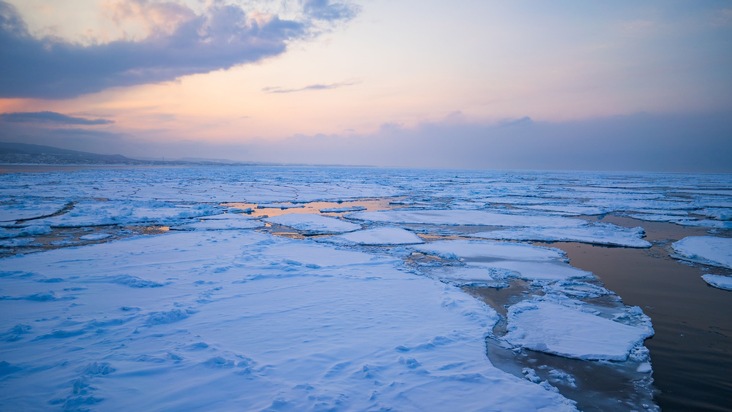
[672,236,732,269]
[503,300,654,361]
[347,210,585,228]
[265,213,361,235]
[327,227,424,245]
[472,223,651,248]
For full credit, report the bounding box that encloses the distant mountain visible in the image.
[0,142,144,165]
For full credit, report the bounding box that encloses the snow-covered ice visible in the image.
[472,223,651,248]
[173,213,264,231]
[503,300,654,361]
[2,166,727,410]
[0,230,576,411]
[701,274,732,291]
[265,213,361,235]
[672,236,732,269]
[327,227,424,245]
[347,209,585,228]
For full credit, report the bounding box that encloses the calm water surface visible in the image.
[552,216,732,412]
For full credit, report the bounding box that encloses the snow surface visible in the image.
[265,213,361,235]
[3,166,725,410]
[701,274,732,291]
[472,223,651,248]
[672,236,732,269]
[173,213,264,231]
[0,230,576,411]
[327,227,424,245]
[347,210,585,228]
[414,240,592,282]
[503,300,654,361]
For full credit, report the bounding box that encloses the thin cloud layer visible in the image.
[0,0,358,99]
[262,80,358,94]
[0,111,113,125]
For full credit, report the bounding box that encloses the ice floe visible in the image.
[503,300,654,361]
[472,223,652,248]
[265,213,361,235]
[414,240,592,282]
[173,213,264,231]
[701,274,732,291]
[327,227,424,245]
[672,236,732,269]
[0,230,576,411]
[347,210,585,228]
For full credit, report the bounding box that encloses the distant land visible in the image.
[0,142,252,166]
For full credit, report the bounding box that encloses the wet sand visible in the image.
[548,216,732,411]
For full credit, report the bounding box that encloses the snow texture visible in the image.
[472,223,651,248]
[347,210,585,228]
[328,227,424,245]
[701,274,732,291]
[265,213,361,235]
[0,230,576,411]
[503,300,654,361]
[672,236,732,269]
[173,213,264,231]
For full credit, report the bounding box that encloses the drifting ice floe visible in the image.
[173,213,264,231]
[414,240,592,282]
[503,300,654,361]
[327,227,424,245]
[672,236,732,269]
[472,223,652,248]
[265,213,361,235]
[701,274,732,291]
[347,210,585,228]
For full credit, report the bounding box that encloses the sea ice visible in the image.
[172,213,264,231]
[0,230,576,411]
[701,274,732,291]
[472,223,652,248]
[327,227,424,245]
[414,240,566,262]
[503,300,654,361]
[265,213,361,235]
[672,236,732,269]
[347,210,585,228]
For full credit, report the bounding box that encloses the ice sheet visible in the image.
[472,223,652,248]
[672,236,732,269]
[0,230,576,411]
[503,300,654,361]
[265,213,361,235]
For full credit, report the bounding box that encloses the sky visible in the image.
[0,0,731,171]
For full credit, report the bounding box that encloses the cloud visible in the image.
[0,0,358,99]
[303,0,359,22]
[0,111,113,125]
[262,80,358,94]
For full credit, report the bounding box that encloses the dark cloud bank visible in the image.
[0,0,357,99]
